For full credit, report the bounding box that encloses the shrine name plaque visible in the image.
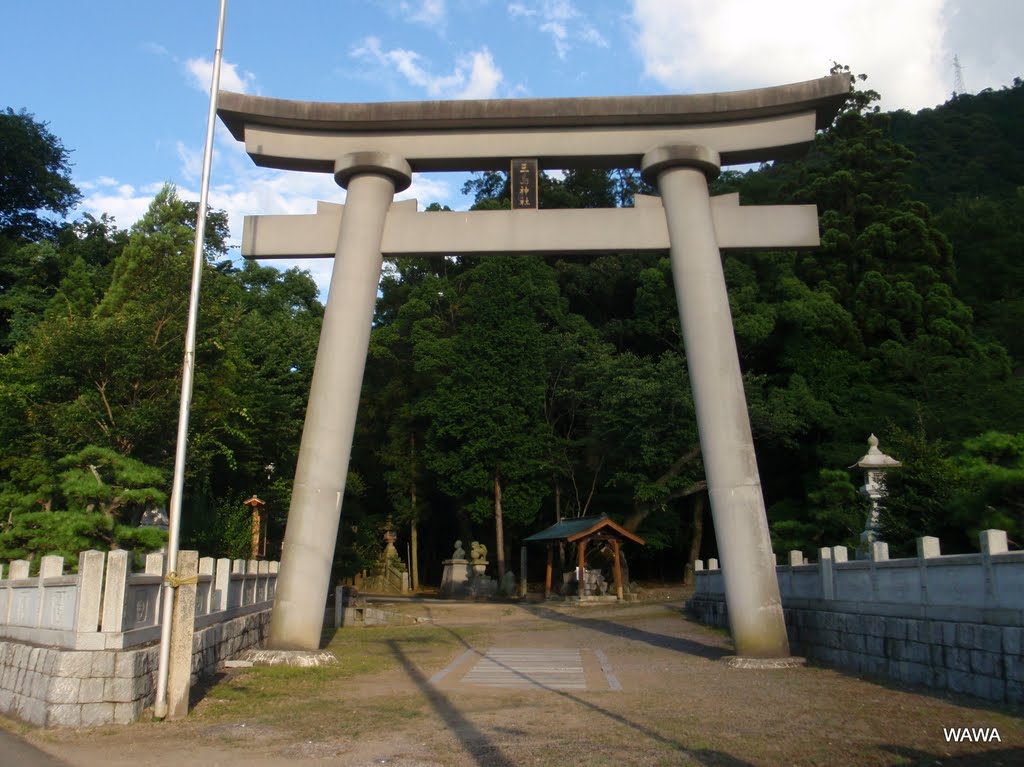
[511,158,538,209]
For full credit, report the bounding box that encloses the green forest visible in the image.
[1,76,1022,585]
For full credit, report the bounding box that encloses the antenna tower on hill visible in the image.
[953,54,967,96]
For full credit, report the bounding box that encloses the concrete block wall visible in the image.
[0,608,271,727]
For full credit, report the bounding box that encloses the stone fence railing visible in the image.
[0,550,278,651]
[694,529,1023,615]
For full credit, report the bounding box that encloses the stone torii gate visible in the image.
[217,74,850,658]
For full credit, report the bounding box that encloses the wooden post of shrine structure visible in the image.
[577,538,587,599]
[544,546,554,599]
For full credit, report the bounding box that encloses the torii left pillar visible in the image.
[268,152,411,649]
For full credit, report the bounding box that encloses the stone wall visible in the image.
[687,530,1023,705]
[0,609,271,727]
[688,595,1022,704]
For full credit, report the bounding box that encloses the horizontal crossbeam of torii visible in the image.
[242,194,821,258]
[219,73,850,659]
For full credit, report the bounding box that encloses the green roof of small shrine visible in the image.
[523,515,644,545]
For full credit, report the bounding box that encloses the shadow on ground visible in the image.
[521,602,731,660]
[0,727,72,767]
[388,633,756,767]
[880,744,1024,766]
[399,603,757,766]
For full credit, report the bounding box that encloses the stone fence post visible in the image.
[980,529,1008,608]
[145,552,165,575]
[74,551,105,633]
[917,536,940,605]
[869,541,888,602]
[214,558,230,611]
[819,547,834,601]
[101,550,130,633]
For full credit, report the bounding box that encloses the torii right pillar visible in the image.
[643,145,790,658]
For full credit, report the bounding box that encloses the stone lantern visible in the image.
[244,495,267,559]
[850,434,901,549]
[381,515,399,560]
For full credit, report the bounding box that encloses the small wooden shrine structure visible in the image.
[523,515,645,600]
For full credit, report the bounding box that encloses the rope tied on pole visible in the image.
[164,572,200,589]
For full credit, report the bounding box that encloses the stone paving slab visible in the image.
[430,647,620,692]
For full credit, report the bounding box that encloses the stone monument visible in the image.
[219,73,851,657]
[469,541,488,576]
[500,569,517,596]
[466,541,497,597]
[439,540,470,598]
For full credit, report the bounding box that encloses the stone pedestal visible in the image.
[439,559,470,598]
[467,573,497,598]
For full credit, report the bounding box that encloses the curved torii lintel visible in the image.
[217,74,850,172]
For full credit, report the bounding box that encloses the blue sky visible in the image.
[4,1,1022,295]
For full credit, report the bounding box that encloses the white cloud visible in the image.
[397,174,453,205]
[456,50,504,99]
[400,0,446,27]
[353,37,461,96]
[176,141,203,182]
[352,37,503,99]
[541,21,569,59]
[631,0,949,112]
[77,184,154,231]
[78,176,119,192]
[508,0,608,60]
[508,3,536,18]
[184,57,257,94]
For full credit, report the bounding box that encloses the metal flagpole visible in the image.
[153,0,228,720]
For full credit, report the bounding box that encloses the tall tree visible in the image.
[0,108,80,241]
[421,257,563,578]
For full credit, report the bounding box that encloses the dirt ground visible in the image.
[3,589,1022,767]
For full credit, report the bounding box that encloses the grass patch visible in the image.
[190,623,484,736]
